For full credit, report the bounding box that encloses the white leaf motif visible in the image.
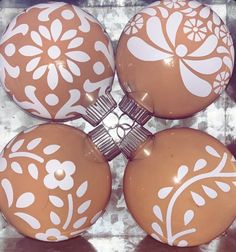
[11,139,24,152]
[191,191,205,206]
[153,205,163,222]
[152,222,163,236]
[177,165,188,181]
[90,210,103,224]
[16,192,35,208]
[194,159,207,171]
[43,145,60,155]
[184,210,194,226]
[49,195,64,208]
[11,162,23,174]
[73,217,87,229]
[50,211,61,225]
[78,200,91,214]
[205,145,221,158]
[158,187,173,199]
[1,179,13,207]
[215,181,230,192]
[28,163,38,180]
[77,181,88,198]
[202,185,217,199]
[14,212,40,229]
[27,138,42,150]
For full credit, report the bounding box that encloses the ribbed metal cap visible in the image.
[88,125,121,161]
[83,94,117,126]
[119,95,152,125]
[119,125,152,160]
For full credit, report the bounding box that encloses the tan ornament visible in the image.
[0,2,115,125]
[117,0,235,123]
[0,123,112,241]
[122,127,236,247]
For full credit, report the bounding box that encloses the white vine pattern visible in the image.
[151,145,236,247]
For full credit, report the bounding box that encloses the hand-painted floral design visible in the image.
[213,71,230,94]
[19,18,90,91]
[163,0,186,9]
[44,159,76,191]
[183,18,207,42]
[124,14,144,35]
[35,228,68,241]
[218,25,233,46]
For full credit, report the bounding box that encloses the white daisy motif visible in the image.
[19,18,90,90]
[184,18,207,42]
[219,25,233,46]
[163,0,186,9]
[35,228,68,241]
[44,159,76,191]
[213,71,230,94]
[124,14,144,35]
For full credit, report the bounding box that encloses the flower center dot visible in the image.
[48,46,61,60]
[175,44,188,57]
[54,169,66,181]
[131,22,135,26]
[193,27,199,32]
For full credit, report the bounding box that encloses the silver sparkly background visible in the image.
[0,1,235,251]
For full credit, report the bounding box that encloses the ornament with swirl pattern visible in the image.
[116,0,235,124]
[0,2,116,126]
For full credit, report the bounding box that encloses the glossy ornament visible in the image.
[0,123,112,241]
[116,0,235,123]
[122,127,236,247]
[0,2,115,125]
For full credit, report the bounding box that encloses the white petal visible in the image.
[73,217,87,229]
[1,179,13,207]
[51,19,62,42]
[14,212,40,229]
[50,211,61,225]
[19,46,42,56]
[202,185,217,199]
[27,138,42,150]
[77,200,91,214]
[200,7,210,19]
[77,181,88,198]
[33,65,47,80]
[166,12,183,46]
[44,175,57,189]
[177,165,188,181]
[188,1,201,8]
[28,163,38,180]
[215,181,230,192]
[66,51,90,62]
[153,205,163,222]
[191,191,205,206]
[59,66,73,82]
[11,139,24,152]
[188,35,218,57]
[26,57,41,72]
[179,60,212,97]
[147,16,172,52]
[184,210,194,226]
[127,37,172,61]
[39,25,51,40]
[223,56,233,73]
[205,145,221,158]
[67,60,81,76]
[11,162,23,174]
[158,187,173,199]
[16,192,35,208]
[217,46,229,54]
[194,159,207,171]
[43,145,60,155]
[49,195,64,208]
[0,157,7,172]
[68,37,83,49]
[61,30,77,41]
[47,64,58,90]
[31,31,42,47]
[151,222,163,236]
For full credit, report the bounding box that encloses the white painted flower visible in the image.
[127,12,225,98]
[213,71,230,94]
[219,25,233,46]
[44,159,76,191]
[35,228,68,241]
[124,14,144,35]
[19,18,90,91]
[184,18,207,42]
[163,0,186,9]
